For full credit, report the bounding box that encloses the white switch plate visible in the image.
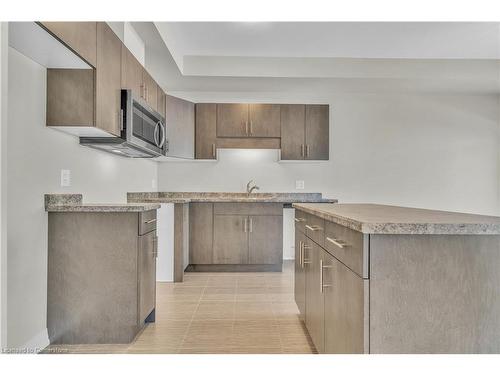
[152,179,157,189]
[295,180,305,190]
[60,169,71,187]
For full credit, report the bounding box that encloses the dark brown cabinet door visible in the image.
[41,22,97,67]
[213,215,248,264]
[157,86,166,119]
[195,104,217,159]
[216,103,249,137]
[280,104,306,160]
[143,71,158,111]
[121,45,144,99]
[324,252,365,354]
[248,215,283,264]
[248,104,281,138]
[294,230,307,320]
[305,105,329,160]
[305,239,325,353]
[138,230,157,323]
[96,22,122,136]
[189,203,214,264]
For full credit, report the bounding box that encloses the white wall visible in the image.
[158,93,500,216]
[6,48,158,349]
[0,22,8,349]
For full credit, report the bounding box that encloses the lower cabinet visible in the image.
[189,203,283,270]
[294,230,307,320]
[138,230,157,323]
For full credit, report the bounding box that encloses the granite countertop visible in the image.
[292,203,500,235]
[127,192,337,204]
[45,194,160,213]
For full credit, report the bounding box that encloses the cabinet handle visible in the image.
[298,241,302,266]
[245,121,249,135]
[320,259,332,293]
[294,218,305,223]
[305,224,322,232]
[243,217,247,233]
[302,244,311,265]
[212,143,216,158]
[249,120,253,135]
[306,145,310,158]
[301,144,305,158]
[249,218,253,233]
[140,84,144,99]
[326,236,349,249]
[144,218,157,224]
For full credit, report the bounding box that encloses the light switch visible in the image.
[152,179,157,189]
[295,180,305,190]
[60,169,71,187]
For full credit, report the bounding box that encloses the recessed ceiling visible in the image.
[156,22,500,72]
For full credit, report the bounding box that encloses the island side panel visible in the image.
[47,212,140,344]
[369,234,500,353]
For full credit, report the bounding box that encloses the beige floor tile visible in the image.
[201,286,237,301]
[155,302,198,320]
[234,301,275,320]
[181,320,233,349]
[207,276,239,286]
[193,301,235,320]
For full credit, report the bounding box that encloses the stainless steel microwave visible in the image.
[80,90,167,158]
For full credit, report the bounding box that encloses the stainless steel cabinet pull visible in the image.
[245,121,249,135]
[243,217,247,233]
[320,259,332,293]
[306,145,310,157]
[144,219,157,224]
[305,224,322,232]
[326,236,349,249]
[302,244,311,265]
[249,218,253,233]
[249,121,253,135]
[212,143,216,158]
[298,241,303,266]
[301,144,305,157]
[294,218,305,223]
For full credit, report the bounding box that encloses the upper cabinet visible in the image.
[40,22,97,67]
[95,22,122,136]
[281,104,329,160]
[157,87,166,119]
[121,45,143,99]
[143,71,158,111]
[166,95,195,159]
[195,104,217,160]
[216,104,280,138]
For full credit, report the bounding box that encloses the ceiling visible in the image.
[131,22,500,99]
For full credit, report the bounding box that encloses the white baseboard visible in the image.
[19,328,49,353]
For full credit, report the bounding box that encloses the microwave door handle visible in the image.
[158,122,166,148]
[153,122,160,147]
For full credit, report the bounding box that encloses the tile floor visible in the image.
[45,260,316,354]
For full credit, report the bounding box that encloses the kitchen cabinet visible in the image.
[305,105,329,160]
[248,104,281,137]
[281,104,306,160]
[195,103,217,159]
[96,22,122,136]
[324,252,365,354]
[40,22,97,67]
[213,215,248,264]
[143,70,158,111]
[248,215,283,264]
[47,209,158,344]
[304,239,325,353]
[281,104,329,160]
[166,94,195,158]
[216,103,249,137]
[216,103,280,138]
[157,86,166,119]
[121,45,143,99]
[189,203,283,271]
[138,230,157,323]
[189,203,214,264]
[294,230,307,320]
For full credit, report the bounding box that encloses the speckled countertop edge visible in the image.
[292,203,500,235]
[45,194,160,213]
[127,192,337,204]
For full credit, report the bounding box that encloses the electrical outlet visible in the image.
[152,179,157,189]
[60,169,71,187]
[295,180,305,190]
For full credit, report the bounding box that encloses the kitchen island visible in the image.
[292,203,500,354]
[128,192,336,279]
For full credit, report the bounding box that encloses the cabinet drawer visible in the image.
[294,209,308,233]
[324,221,368,278]
[214,203,283,216]
[304,213,325,248]
[139,210,157,235]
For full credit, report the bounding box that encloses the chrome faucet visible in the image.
[246,180,260,194]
